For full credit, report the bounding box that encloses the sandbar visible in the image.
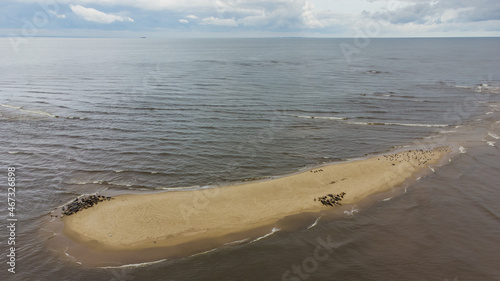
[63,147,450,253]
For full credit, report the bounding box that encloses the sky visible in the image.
[1,0,499,37]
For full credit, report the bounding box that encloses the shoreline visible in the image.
[60,146,453,263]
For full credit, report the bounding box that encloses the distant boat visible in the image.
[141,37,146,39]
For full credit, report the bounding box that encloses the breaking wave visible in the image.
[296,115,449,127]
[250,227,280,243]
[1,103,58,118]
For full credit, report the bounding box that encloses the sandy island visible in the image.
[63,147,450,253]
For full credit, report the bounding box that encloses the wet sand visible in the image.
[63,147,451,252]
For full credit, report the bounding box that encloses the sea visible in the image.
[1,37,499,281]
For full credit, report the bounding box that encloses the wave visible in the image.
[20,109,57,118]
[250,227,280,243]
[487,132,500,139]
[63,179,144,189]
[487,141,496,147]
[345,121,449,127]
[62,178,205,192]
[344,206,359,216]
[0,103,57,118]
[364,70,388,74]
[0,103,22,109]
[459,146,467,153]
[475,84,500,94]
[296,115,449,127]
[297,115,348,120]
[451,85,473,89]
[307,216,322,229]
[99,258,167,269]
[223,238,250,246]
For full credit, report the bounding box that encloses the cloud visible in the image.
[201,16,238,27]
[367,0,500,25]
[1,0,499,37]
[69,4,134,24]
[194,0,330,30]
[49,10,66,19]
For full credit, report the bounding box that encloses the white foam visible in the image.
[486,112,493,115]
[440,130,457,134]
[100,258,167,269]
[297,115,348,120]
[223,238,250,246]
[487,141,495,147]
[251,227,280,243]
[344,206,359,216]
[459,146,467,153]
[488,132,500,139]
[0,103,22,109]
[296,115,448,127]
[430,167,435,173]
[115,170,124,173]
[307,216,322,229]
[64,252,77,262]
[346,121,448,127]
[453,85,473,89]
[8,151,19,154]
[19,109,57,118]
[475,85,500,94]
[0,103,57,117]
[382,197,392,201]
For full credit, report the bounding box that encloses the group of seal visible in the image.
[378,147,451,166]
[315,192,346,207]
[310,169,324,173]
[62,195,112,216]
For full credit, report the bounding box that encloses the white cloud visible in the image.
[201,16,238,27]
[198,0,329,29]
[302,1,324,28]
[49,10,66,19]
[3,0,499,36]
[69,4,134,24]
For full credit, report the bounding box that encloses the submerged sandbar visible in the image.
[63,147,451,253]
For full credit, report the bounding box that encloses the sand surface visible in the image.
[63,147,450,251]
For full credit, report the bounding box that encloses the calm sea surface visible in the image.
[1,38,499,280]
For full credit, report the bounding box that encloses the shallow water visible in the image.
[1,38,499,280]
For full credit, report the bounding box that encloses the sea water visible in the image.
[1,37,499,280]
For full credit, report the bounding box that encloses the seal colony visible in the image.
[62,195,113,217]
[315,192,346,207]
[62,146,451,257]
